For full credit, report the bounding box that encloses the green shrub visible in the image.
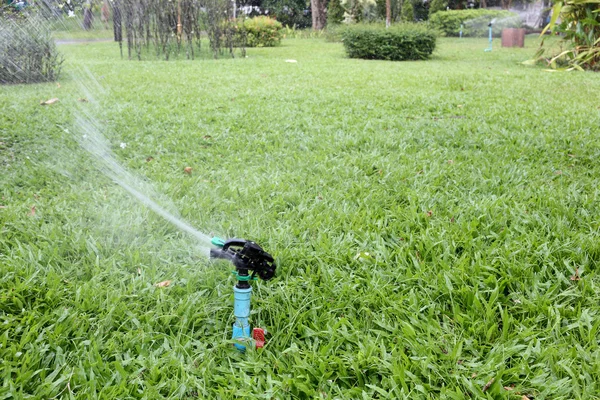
[341,23,436,61]
[327,0,345,25]
[428,0,447,18]
[401,1,414,22]
[535,0,600,70]
[0,16,63,84]
[429,9,521,37]
[242,16,284,47]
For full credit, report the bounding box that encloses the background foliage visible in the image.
[0,15,63,84]
[536,0,600,71]
[429,9,521,37]
[116,0,243,60]
[260,0,311,28]
[241,16,284,47]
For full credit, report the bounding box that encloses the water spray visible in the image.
[459,23,463,39]
[210,237,276,351]
[74,100,278,352]
[484,21,493,52]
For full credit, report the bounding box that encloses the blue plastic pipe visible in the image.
[485,24,493,52]
[232,285,252,351]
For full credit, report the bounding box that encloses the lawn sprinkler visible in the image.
[484,21,493,52]
[210,237,276,351]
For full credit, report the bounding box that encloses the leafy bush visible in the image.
[242,16,284,47]
[262,0,312,28]
[0,16,63,84]
[535,0,600,70]
[401,1,414,22]
[327,0,345,25]
[429,9,521,37]
[341,23,436,61]
[428,0,447,18]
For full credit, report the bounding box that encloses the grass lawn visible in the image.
[1,35,600,399]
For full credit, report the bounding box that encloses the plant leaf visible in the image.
[540,2,563,36]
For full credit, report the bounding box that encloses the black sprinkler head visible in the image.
[210,238,276,281]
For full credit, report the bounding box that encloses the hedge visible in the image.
[0,16,63,84]
[429,9,521,37]
[242,16,284,47]
[341,24,437,61]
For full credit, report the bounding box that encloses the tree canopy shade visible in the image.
[260,0,312,28]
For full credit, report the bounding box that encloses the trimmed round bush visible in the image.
[243,16,284,47]
[0,16,63,84]
[429,9,521,37]
[341,24,437,61]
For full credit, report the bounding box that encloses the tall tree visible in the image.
[112,0,123,57]
[311,0,326,29]
[386,0,390,26]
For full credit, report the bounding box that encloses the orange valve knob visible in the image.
[252,328,265,348]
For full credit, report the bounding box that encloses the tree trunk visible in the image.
[480,0,486,8]
[311,0,326,30]
[113,0,122,42]
[83,7,94,30]
[386,0,391,27]
[177,0,182,40]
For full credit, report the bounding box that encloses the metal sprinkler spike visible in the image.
[210,237,276,351]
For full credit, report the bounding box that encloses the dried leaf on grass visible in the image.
[184,167,192,174]
[570,268,581,281]
[482,377,494,392]
[155,280,171,287]
[77,98,89,103]
[28,205,36,216]
[40,98,59,106]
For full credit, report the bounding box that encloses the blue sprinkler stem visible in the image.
[485,24,493,52]
[232,285,252,351]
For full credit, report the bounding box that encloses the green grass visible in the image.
[1,36,600,399]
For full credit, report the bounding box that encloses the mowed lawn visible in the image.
[1,35,600,399]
